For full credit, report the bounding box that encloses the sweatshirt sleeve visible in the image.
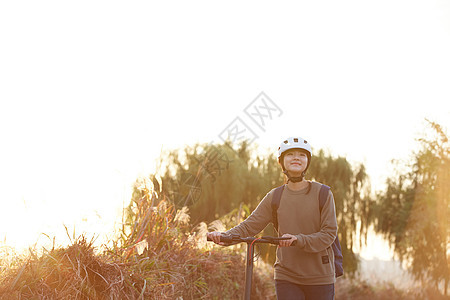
[294,190,338,253]
[225,191,274,238]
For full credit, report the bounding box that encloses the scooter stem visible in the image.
[244,241,254,300]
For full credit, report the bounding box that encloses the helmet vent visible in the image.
[293,138,298,143]
[283,140,288,144]
[304,140,308,144]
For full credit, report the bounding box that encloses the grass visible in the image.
[0,183,274,299]
[0,236,139,299]
[335,277,448,300]
[0,182,447,299]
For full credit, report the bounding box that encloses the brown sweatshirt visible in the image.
[225,181,337,285]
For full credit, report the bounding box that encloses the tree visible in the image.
[159,141,279,224]
[372,121,449,294]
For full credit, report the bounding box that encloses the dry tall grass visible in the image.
[0,182,446,299]
[0,185,274,299]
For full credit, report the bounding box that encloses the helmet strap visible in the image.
[283,170,306,183]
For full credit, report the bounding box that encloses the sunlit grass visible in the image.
[0,178,446,299]
[0,182,274,299]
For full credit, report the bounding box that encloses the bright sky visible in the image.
[1,1,449,255]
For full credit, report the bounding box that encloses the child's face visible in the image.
[283,149,308,175]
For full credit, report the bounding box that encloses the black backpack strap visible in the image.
[319,184,330,212]
[271,185,285,232]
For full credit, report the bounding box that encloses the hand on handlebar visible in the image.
[207,231,227,246]
[278,233,298,247]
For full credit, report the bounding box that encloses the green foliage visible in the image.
[372,120,449,294]
[159,141,284,224]
[159,141,372,274]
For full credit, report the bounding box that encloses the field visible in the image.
[0,197,447,300]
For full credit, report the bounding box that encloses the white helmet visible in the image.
[277,137,312,159]
[277,137,312,182]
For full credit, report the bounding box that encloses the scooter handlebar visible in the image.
[207,233,297,246]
